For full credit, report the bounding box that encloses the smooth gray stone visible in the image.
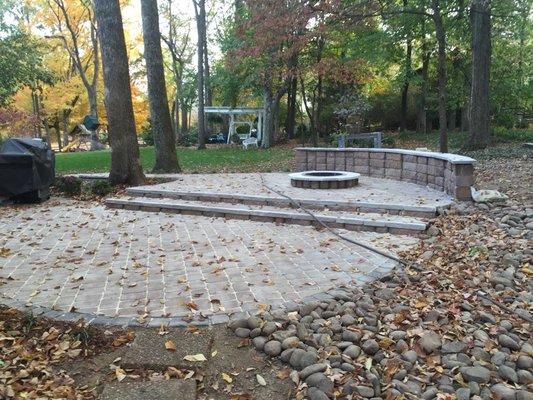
[460,366,491,383]
[299,352,318,369]
[498,334,520,350]
[300,363,328,380]
[441,340,467,353]
[252,336,267,350]
[499,365,518,383]
[307,388,330,400]
[306,372,334,393]
[491,384,516,400]
[264,340,282,356]
[343,345,361,359]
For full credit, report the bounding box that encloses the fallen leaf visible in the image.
[183,353,207,362]
[115,368,127,382]
[165,340,177,351]
[256,374,266,386]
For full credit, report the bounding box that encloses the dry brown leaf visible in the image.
[183,353,207,362]
[165,340,177,351]
[115,368,127,382]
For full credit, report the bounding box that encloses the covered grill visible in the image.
[0,138,55,203]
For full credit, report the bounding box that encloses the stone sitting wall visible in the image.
[295,148,476,201]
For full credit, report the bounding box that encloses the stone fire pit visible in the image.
[289,171,360,189]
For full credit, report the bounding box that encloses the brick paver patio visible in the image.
[131,173,452,207]
[0,199,417,325]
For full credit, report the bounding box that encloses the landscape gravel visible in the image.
[229,199,532,399]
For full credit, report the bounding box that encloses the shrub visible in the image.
[230,132,242,145]
[140,124,154,146]
[236,124,250,135]
[178,132,198,147]
[89,180,112,197]
[492,127,533,143]
[80,180,113,198]
[381,134,395,147]
[54,176,82,196]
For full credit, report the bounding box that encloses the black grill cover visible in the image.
[0,138,55,197]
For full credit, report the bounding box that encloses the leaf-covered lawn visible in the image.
[55,146,295,175]
[395,128,533,154]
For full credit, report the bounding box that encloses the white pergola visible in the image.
[204,107,265,144]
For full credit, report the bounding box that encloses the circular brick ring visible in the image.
[289,171,360,189]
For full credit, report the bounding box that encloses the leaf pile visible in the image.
[0,307,133,399]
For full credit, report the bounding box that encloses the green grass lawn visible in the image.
[55,128,532,175]
[55,145,296,174]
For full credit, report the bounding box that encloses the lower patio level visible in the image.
[0,198,418,326]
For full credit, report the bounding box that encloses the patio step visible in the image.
[106,197,428,235]
[124,187,440,218]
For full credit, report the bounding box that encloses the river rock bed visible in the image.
[229,202,532,399]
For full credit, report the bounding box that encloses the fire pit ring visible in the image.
[289,171,360,189]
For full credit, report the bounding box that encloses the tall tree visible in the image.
[204,29,213,108]
[160,0,193,138]
[239,0,312,148]
[47,0,100,119]
[431,0,448,153]
[0,33,52,106]
[94,0,145,185]
[416,23,430,134]
[141,0,180,172]
[466,0,491,149]
[192,0,206,149]
[399,0,413,132]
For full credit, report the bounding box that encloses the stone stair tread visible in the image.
[106,197,428,232]
[101,380,196,400]
[126,186,440,215]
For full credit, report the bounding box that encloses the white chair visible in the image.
[242,137,258,149]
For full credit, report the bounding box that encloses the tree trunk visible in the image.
[94,0,145,185]
[432,0,448,153]
[204,40,212,107]
[461,100,470,131]
[285,77,297,139]
[181,102,188,134]
[263,90,273,148]
[313,37,325,145]
[312,75,323,146]
[87,86,98,119]
[400,0,412,132]
[54,117,62,151]
[417,49,430,134]
[193,0,206,149]
[170,96,177,135]
[31,90,43,138]
[141,0,179,172]
[62,109,70,147]
[449,109,457,131]
[175,101,181,137]
[466,0,491,149]
[43,118,51,148]
[175,63,184,138]
[400,40,412,132]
